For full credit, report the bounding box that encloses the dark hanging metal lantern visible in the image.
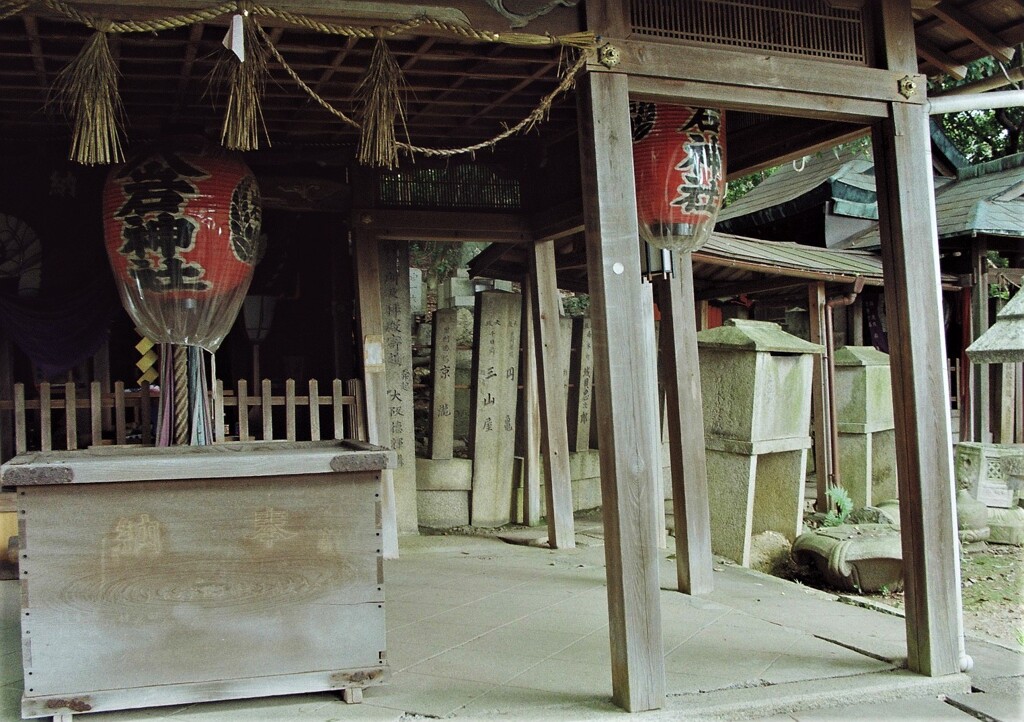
[630,102,725,253]
[102,145,263,352]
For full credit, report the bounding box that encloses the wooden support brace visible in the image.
[354,230,400,559]
[520,273,543,527]
[656,256,713,596]
[808,282,832,512]
[530,239,575,548]
[341,687,363,704]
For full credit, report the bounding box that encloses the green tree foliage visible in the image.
[723,166,779,207]
[930,50,1024,162]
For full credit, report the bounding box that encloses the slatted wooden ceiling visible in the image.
[0,9,574,153]
[0,1,1021,169]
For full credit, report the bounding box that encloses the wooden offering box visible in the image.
[2,440,394,720]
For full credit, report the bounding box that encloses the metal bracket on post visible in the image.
[897,75,918,99]
[598,43,621,68]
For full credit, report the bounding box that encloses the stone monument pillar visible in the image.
[834,346,898,507]
[697,319,822,566]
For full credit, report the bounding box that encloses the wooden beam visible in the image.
[929,1,1015,63]
[356,210,531,243]
[353,228,400,559]
[32,0,582,37]
[726,118,868,180]
[578,70,665,712]
[656,255,713,596]
[628,75,889,123]
[530,240,576,549]
[520,272,542,527]
[594,38,925,108]
[872,0,965,678]
[970,241,990,442]
[695,276,827,302]
[21,15,49,102]
[807,282,832,513]
[915,37,968,81]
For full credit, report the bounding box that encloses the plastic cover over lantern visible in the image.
[630,102,725,253]
[102,144,263,352]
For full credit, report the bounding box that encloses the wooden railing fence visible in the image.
[0,378,366,459]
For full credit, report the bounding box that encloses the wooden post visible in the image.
[520,273,543,527]
[262,378,273,441]
[578,71,665,712]
[959,288,974,441]
[237,379,249,441]
[353,228,400,558]
[656,255,713,596]
[308,379,321,441]
[93,338,112,434]
[529,241,575,548]
[970,241,990,442]
[808,282,832,511]
[850,296,865,346]
[1016,363,1023,444]
[872,0,965,677]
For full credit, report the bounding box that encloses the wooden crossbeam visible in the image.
[916,37,969,80]
[930,1,1015,62]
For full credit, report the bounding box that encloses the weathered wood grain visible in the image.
[872,0,964,678]
[1,441,395,487]
[519,273,542,527]
[308,379,321,441]
[530,242,575,547]
[353,229,400,558]
[808,282,832,512]
[594,39,922,108]
[656,258,713,596]
[18,469,386,717]
[578,70,665,712]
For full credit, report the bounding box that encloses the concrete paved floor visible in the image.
[1,529,1020,721]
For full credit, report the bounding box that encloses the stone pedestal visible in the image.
[698,319,822,566]
[792,523,903,593]
[834,346,898,507]
[954,442,1024,509]
[956,488,991,551]
[988,506,1024,546]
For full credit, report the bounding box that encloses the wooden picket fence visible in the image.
[0,378,366,459]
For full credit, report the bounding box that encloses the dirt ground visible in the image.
[855,544,1023,651]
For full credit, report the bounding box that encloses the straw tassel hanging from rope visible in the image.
[356,31,408,169]
[213,10,271,151]
[52,22,125,165]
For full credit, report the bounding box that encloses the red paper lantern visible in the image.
[630,103,725,253]
[102,145,263,351]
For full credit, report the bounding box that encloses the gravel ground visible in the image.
[859,544,1023,651]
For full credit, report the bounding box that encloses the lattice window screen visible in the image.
[377,164,521,210]
[630,0,867,65]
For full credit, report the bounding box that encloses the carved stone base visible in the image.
[792,523,903,593]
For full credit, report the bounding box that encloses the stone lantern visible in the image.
[833,346,898,507]
[697,319,823,566]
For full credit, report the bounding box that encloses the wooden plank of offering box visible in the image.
[2,440,395,720]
